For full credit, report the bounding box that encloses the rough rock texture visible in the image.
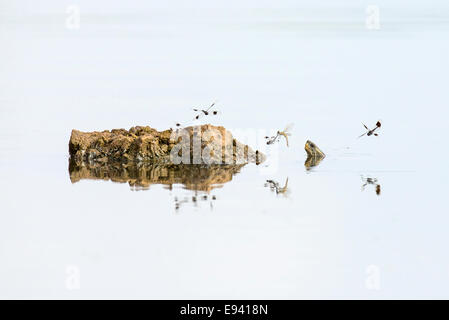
[69,124,264,165]
[69,161,244,191]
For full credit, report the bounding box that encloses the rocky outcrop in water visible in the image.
[69,124,264,165]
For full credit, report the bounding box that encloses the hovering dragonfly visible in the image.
[359,121,382,138]
[265,124,293,147]
[193,102,220,120]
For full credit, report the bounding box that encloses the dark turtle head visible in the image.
[305,140,325,158]
[304,140,325,170]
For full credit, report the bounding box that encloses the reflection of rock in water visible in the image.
[304,140,325,170]
[69,160,245,192]
[361,176,381,196]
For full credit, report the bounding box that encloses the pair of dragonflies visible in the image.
[193,102,220,119]
[175,102,220,128]
[264,124,293,147]
[359,121,382,138]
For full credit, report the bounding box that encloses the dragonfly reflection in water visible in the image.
[361,175,381,196]
[264,124,293,147]
[174,194,217,211]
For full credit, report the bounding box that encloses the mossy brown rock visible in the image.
[69,124,264,165]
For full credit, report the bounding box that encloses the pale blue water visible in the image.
[0,1,448,299]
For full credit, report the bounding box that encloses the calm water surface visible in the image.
[0,1,448,298]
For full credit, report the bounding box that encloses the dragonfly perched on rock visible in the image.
[265,124,294,147]
[359,121,382,138]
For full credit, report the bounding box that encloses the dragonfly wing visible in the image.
[283,123,294,134]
